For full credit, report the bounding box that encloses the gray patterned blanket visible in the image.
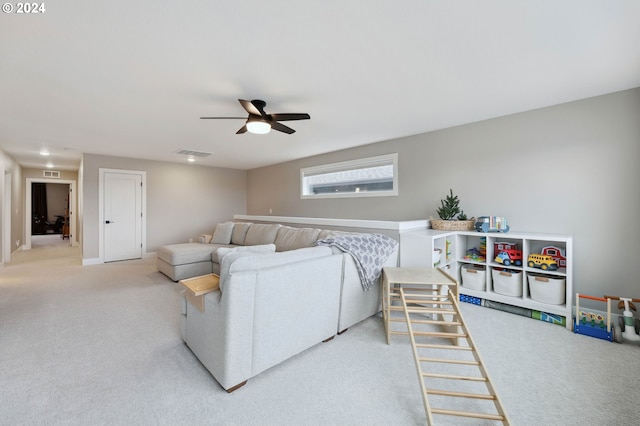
[315,233,398,291]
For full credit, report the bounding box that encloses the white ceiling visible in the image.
[2,1,639,171]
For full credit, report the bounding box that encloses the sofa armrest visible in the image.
[337,245,399,332]
[184,271,257,391]
[184,246,340,391]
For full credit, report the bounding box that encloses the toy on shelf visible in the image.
[574,293,614,342]
[495,249,523,266]
[475,216,509,233]
[495,241,516,252]
[445,238,452,261]
[604,294,640,344]
[463,247,485,262]
[527,253,558,271]
[541,245,567,269]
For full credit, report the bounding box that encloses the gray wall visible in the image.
[82,154,247,261]
[247,88,640,298]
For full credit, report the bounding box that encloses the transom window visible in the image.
[300,153,398,199]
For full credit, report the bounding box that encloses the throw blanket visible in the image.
[316,233,398,291]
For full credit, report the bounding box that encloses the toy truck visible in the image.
[494,249,523,266]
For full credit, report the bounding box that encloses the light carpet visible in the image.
[1,238,639,425]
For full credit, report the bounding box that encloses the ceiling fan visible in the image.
[200,99,310,135]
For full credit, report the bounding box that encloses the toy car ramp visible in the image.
[397,285,510,425]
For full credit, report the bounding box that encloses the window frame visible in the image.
[300,153,398,199]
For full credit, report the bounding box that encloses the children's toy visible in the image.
[573,293,613,342]
[475,216,509,233]
[604,295,640,343]
[495,249,523,266]
[541,246,567,269]
[463,247,485,262]
[527,254,558,271]
[494,241,516,252]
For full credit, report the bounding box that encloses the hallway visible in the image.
[7,235,80,267]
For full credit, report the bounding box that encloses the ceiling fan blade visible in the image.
[269,113,310,122]
[236,125,248,134]
[238,99,268,118]
[200,117,246,119]
[270,121,296,134]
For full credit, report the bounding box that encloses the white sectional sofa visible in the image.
[157,223,321,281]
[159,221,398,392]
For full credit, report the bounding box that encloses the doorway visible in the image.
[25,178,77,250]
[31,182,69,236]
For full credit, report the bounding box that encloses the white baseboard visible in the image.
[82,252,155,266]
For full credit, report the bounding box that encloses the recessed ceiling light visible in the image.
[46,163,54,168]
[40,149,50,156]
[187,156,195,162]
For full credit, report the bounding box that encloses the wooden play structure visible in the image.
[382,267,510,425]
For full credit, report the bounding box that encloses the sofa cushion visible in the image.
[274,226,321,252]
[219,246,333,291]
[209,243,237,264]
[216,244,276,261]
[157,243,217,265]
[244,224,281,246]
[211,222,234,244]
[218,245,275,282]
[231,222,252,245]
[228,246,332,273]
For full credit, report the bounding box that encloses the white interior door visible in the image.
[103,171,142,262]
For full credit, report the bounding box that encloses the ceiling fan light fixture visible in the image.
[246,120,271,134]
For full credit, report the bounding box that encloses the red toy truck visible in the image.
[494,249,523,266]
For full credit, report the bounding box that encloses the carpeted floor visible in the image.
[1,238,639,425]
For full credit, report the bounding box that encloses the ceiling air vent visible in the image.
[175,149,212,158]
[43,170,61,178]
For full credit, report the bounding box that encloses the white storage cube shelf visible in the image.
[399,229,573,330]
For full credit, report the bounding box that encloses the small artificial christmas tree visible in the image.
[436,189,467,220]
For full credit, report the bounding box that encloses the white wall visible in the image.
[246,88,640,299]
[81,154,247,261]
[0,149,23,263]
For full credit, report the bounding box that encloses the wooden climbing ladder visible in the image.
[382,267,510,425]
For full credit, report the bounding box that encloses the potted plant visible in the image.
[430,189,475,231]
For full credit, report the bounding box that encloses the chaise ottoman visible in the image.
[157,243,220,281]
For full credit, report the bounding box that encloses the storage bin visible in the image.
[461,264,486,291]
[491,268,523,297]
[528,273,566,305]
